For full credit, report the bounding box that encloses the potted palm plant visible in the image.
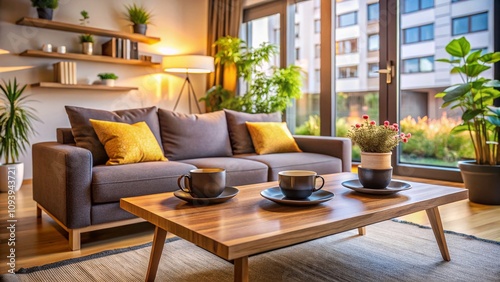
[201,36,302,114]
[436,36,500,205]
[31,0,59,20]
[0,79,39,192]
[124,4,153,35]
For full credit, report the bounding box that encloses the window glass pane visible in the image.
[289,0,321,136]
[420,56,434,72]
[339,12,357,27]
[471,13,488,32]
[368,34,379,51]
[404,27,419,43]
[403,0,419,13]
[421,0,434,9]
[368,63,379,77]
[368,3,379,21]
[420,24,434,41]
[403,58,419,73]
[452,17,468,35]
[338,66,358,78]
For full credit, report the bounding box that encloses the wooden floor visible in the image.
[1,176,499,274]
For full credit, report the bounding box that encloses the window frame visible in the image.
[368,33,380,51]
[338,65,358,79]
[403,23,434,44]
[336,38,358,55]
[402,56,435,73]
[338,11,358,28]
[402,0,434,14]
[367,3,379,22]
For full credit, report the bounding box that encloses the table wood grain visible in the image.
[121,172,468,282]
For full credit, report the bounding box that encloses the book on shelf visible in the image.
[102,38,117,58]
[53,62,77,85]
[130,41,139,59]
[116,38,123,59]
[123,39,131,59]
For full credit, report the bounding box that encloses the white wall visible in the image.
[0,0,209,179]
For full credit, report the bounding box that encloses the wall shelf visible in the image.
[31,82,138,91]
[19,50,159,66]
[16,17,160,44]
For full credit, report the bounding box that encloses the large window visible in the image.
[338,66,358,78]
[338,11,357,27]
[402,0,434,14]
[368,34,379,51]
[403,24,434,44]
[336,38,358,54]
[402,56,434,73]
[452,12,488,35]
[367,3,379,21]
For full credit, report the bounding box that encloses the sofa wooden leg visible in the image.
[358,227,366,235]
[36,205,42,218]
[69,229,81,251]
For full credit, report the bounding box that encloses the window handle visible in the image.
[375,61,395,84]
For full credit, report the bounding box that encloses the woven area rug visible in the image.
[12,220,500,282]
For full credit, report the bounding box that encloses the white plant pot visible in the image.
[0,163,24,192]
[103,79,115,87]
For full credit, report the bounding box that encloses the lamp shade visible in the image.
[162,55,214,73]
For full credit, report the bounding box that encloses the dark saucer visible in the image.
[174,186,239,205]
[260,187,334,206]
[341,179,411,195]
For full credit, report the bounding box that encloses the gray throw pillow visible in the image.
[224,109,282,154]
[158,109,232,160]
[65,106,162,166]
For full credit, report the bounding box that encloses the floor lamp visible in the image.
[162,55,214,113]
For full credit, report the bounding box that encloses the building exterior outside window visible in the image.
[336,38,358,54]
[338,11,357,27]
[452,12,488,35]
[402,56,434,73]
[338,66,358,78]
[402,0,434,14]
[368,34,379,51]
[403,23,434,44]
[367,3,379,21]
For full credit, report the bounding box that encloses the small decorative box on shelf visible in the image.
[31,82,138,91]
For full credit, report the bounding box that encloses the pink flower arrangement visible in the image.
[347,115,411,153]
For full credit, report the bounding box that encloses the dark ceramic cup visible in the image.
[358,166,393,189]
[177,168,226,198]
[278,170,325,199]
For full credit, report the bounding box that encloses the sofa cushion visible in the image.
[90,120,166,165]
[65,106,162,166]
[224,109,281,154]
[92,161,196,203]
[246,122,302,155]
[179,157,268,186]
[158,109,232,160]
[237,152,342,181]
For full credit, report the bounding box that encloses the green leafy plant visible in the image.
[0,79,39,164]
[80,10,89,26]
[201,36,302,114]
[30,0,58,9]
[124,4,153,24]
[347,115,411,153]
[79,34,94,43]
[97,73,118,80]
[435,36,500,165]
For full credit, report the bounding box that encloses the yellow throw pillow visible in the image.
[245,122,302,155]
[90,119,167,165]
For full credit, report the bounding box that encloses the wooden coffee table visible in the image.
[120,172,468,282]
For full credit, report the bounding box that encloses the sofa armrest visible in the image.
[32,142,93,229]
[293,136,352,172]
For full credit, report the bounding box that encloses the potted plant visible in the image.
[124,4,153,35]
[347,115,411,187]
[31,0,58,20]
[79,34,94,55]
[0,79,39,192]
[79,10,90,26]
[436,36,500,205]
[200,36,302,114]
[97,73,118,87]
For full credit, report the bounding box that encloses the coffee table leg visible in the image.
[234,256,249,282]
[425,207,450,261]
[146,226,167,282]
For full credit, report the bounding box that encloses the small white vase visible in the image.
[82,42,93,55]
[103,79,115,87]
[360,152,392,169]
[0,163,24,192]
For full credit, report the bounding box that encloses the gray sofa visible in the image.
[32,107,351,250]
